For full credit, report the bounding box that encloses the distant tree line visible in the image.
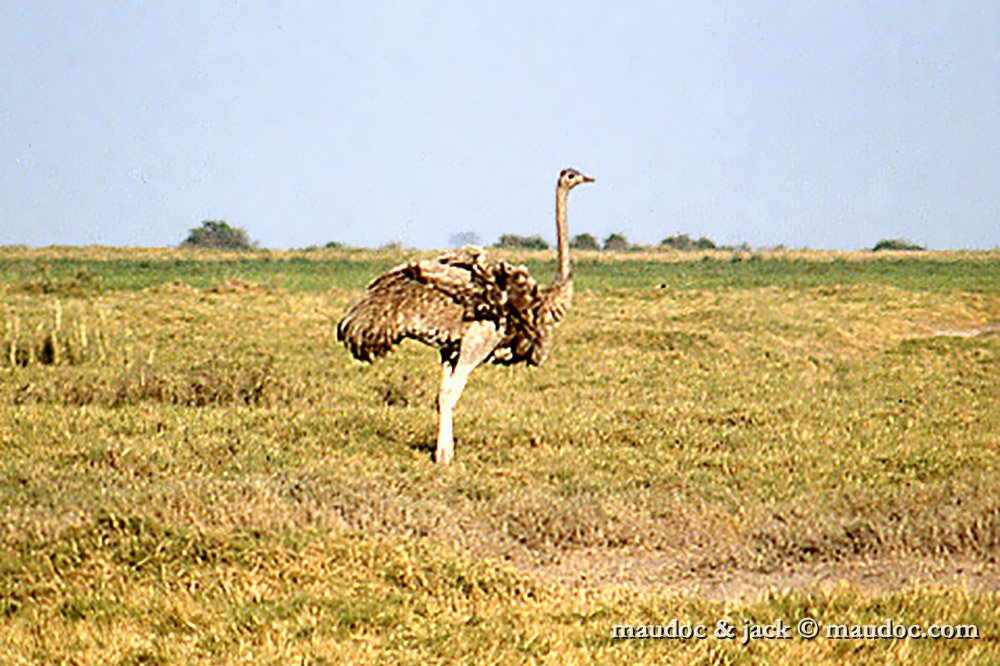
[495,231,755,252]
[659,233,717,251]
[493,232,701,251]
[179,220,927,253]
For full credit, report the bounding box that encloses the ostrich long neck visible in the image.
[556,185,571,282]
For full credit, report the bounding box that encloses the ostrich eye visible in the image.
[567,173,575,180]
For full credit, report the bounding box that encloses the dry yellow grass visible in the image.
[0,250,997,663]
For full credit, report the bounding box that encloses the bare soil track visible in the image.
[528,549,999,601]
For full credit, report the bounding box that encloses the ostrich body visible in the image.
[337,168,594,463]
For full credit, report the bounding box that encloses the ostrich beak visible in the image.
[581,174,595,184]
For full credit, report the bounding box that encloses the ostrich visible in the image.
[337,168,594,463]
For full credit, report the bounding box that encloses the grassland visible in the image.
[0,247,997,664]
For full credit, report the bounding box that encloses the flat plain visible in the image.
[0,247,997,664]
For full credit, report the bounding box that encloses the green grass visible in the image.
[0,255,398,293]
[1,249,997,293]
[0,248,997,663]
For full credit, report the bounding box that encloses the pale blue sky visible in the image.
[1,2,998,250]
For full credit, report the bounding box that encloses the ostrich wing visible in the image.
[491,274,571,367]
[337,249,505,363]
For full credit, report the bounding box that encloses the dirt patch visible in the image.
[524,548,999,601]
[931,322,1000,338]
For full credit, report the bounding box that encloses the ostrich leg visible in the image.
[436,321,502,464]
[436,361,457,463]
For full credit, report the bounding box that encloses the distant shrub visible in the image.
[660,234,694,251]
[299,241,346,252]
[603,233,630,252]
[718,242,753,253]
[659,234,718,251]
[181,221,253,250]
[495,234,550,250]
[872,238,925,252]
[569,233,601,251]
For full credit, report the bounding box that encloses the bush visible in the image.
[872,238,925,252]
[569,233,601,251]
[660,234,720,252]
[603,233,630,252]
[181,221,253,250]
[716,242,753,253]
[495,234,550,250]
[299,241,345,252]
[660,234,694,251]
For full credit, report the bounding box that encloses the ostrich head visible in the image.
[559,168,595,191]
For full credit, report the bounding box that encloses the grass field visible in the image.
[1,247,997,664]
